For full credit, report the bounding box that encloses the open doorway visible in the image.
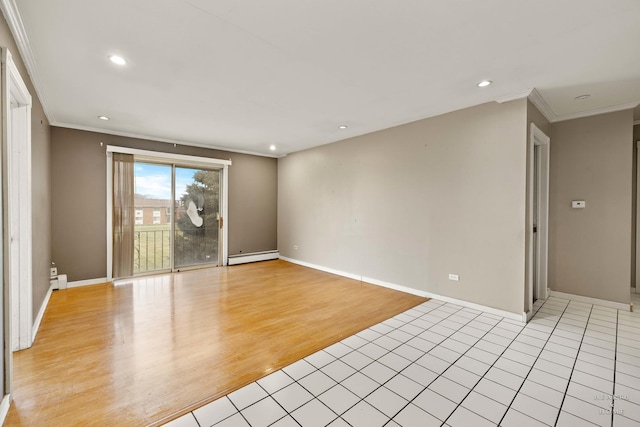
[528,123,550,314]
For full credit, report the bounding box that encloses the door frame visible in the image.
[2,48,33,353]
[528,123,550,315]
[1,48,33,403]
[633,140,640,294]
[106,146,231,280]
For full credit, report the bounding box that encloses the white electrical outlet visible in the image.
[571,200,586,209]
[448,274,459,281]
[293,245,299,250]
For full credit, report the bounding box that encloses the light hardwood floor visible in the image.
[5,260,426,426]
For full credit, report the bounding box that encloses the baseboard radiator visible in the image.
[228,250,279,266]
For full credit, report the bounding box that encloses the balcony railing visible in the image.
[133,227,219,274]
[134,228,170,273]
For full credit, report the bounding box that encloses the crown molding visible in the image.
[527,88,556,122]
[0,0,54,122]
[551,101,640,123]
[52,122,281,158]
[495,88,533,104]
[528,88,639,124]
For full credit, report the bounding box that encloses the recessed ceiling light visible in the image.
[98,115,110,121]
[477,80,492,88]
[269,144,276,151]
[109,55,127,66]
[575,94,591,100]
[338,125,348,129]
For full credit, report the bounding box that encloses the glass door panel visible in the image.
[133,163,172,274]
[174,167,220,269]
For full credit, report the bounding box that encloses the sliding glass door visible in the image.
[132,162,221,275]
[174,167,220,269]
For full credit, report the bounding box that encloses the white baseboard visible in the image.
[549,290,631,311]
[363,275,526,323]
[280,256,525,322]
[279,256,361,281]
[67,277,108,288]
[0,394,10,426]
[32,284,53,343]
[228,251,279,266]
[362,275,426,298]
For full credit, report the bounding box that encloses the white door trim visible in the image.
[528,123,550,312]
[105,145,232,167]
[0,394,10,426]
[2,48,33,352]
[9,100,32,351]
[106,151,113,280]
[635,140,640,291]
[1,48,33,401]
[221,164,229,266]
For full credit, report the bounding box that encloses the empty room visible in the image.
[0,1,639,426]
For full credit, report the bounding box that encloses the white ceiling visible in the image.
[6,0,640,156]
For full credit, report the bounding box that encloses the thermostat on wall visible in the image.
[571,200,586,209]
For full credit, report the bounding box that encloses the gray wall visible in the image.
[51,127,277,282]
[279,100,528,315]
[549,110,633,304]
[0,14,51,322]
